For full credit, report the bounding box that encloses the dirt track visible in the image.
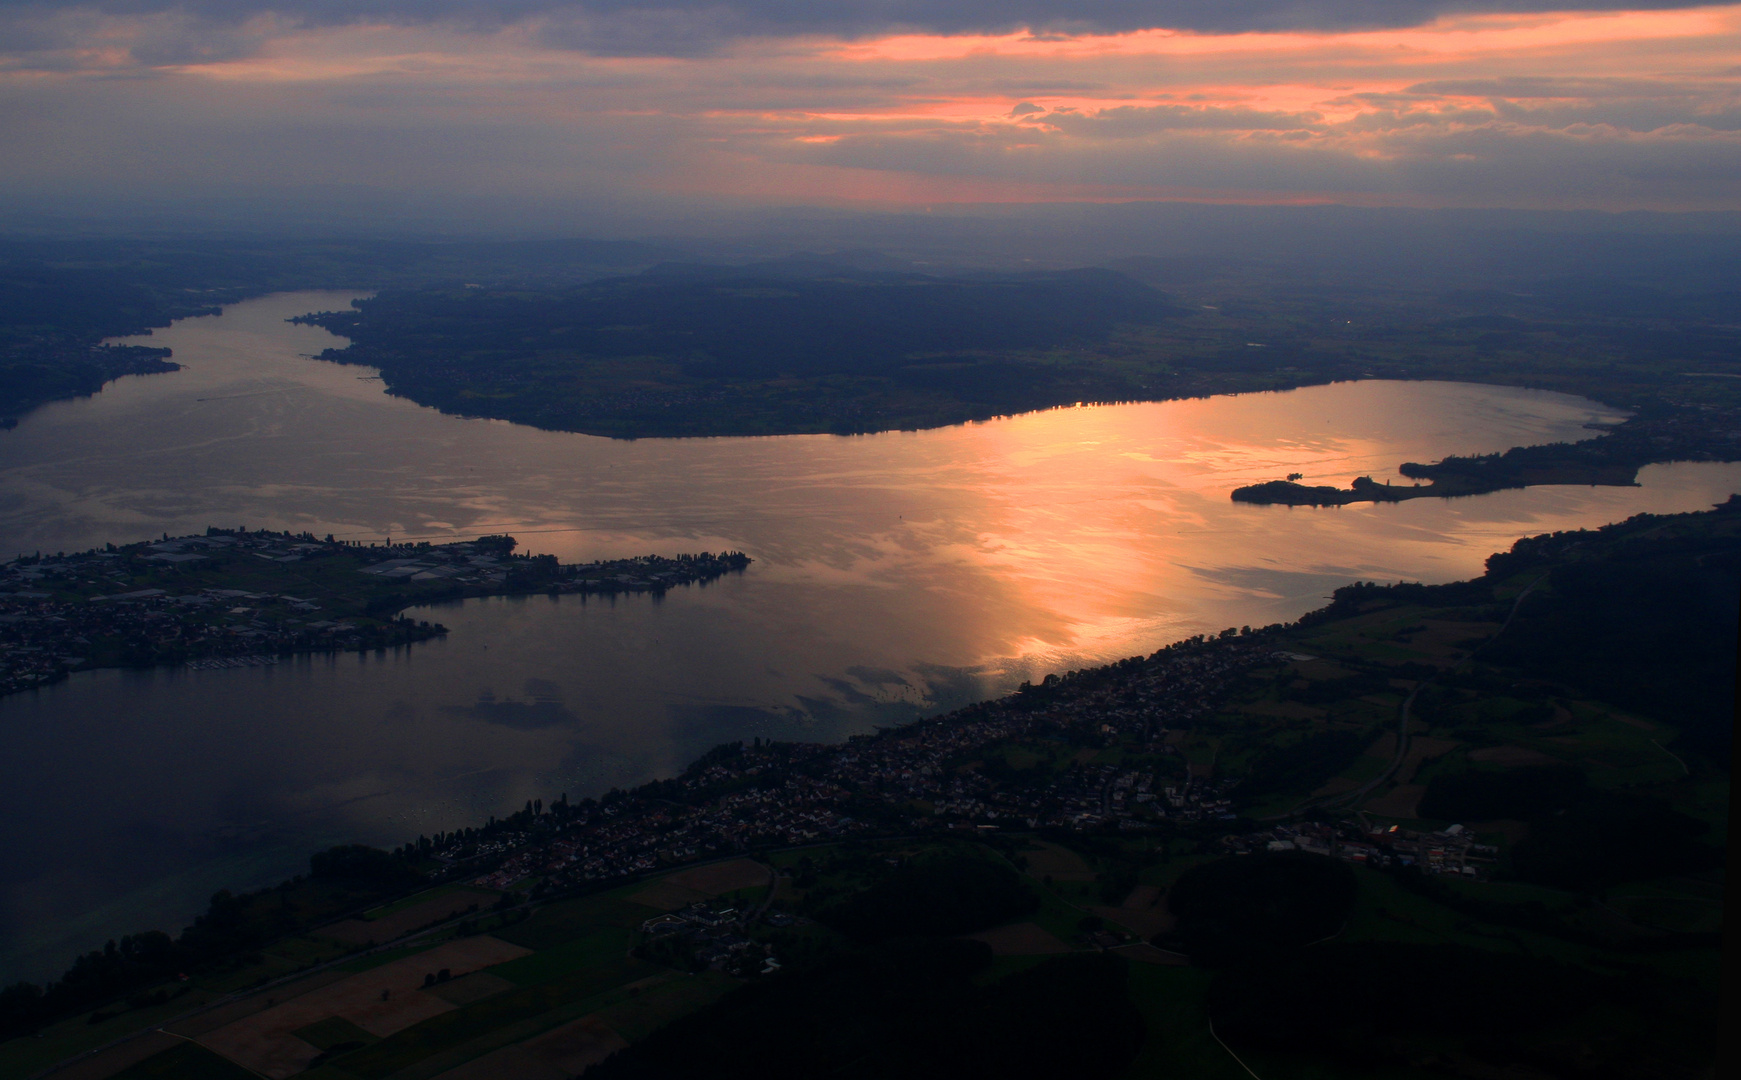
[321,889,501,946]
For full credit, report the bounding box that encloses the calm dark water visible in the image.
[1,291,1737,980]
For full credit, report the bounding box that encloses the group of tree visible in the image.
[1161,851,1356,966]
[589,938,1143,1080]
[0,843,420,1041]
[816,853,1040,942]
[1416,752,1718,894]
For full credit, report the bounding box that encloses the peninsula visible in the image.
[294,265,1180,438]
[0,529,749,695]
[1233,401,1741,505]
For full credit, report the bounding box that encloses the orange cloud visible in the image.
[4,4,1738,211]
[828,6,1740,63]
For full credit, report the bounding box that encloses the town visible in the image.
[427,633,1289,897]
[0,529,750,695]
[1217,817,1491,877]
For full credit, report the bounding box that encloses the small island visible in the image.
[0,529,749,695]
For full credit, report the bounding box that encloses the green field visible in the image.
[361,885,479,923]
[109,1042,259,1080]
[294,1016,379,1051]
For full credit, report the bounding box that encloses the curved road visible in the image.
[1288,574,1546,818]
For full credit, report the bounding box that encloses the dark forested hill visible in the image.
[302,266,1181,437]
[1481,515,1741,758]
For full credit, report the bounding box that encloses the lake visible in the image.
[2,291,1737,980]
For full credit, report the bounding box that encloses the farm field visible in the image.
[34,859,763,1080]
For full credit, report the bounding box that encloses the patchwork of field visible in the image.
[1393,737,1461,783]
[426,1015,626,1080]
[49,865,778,1080]
[1395,619,1499,665]
[1359,733,1465,816]
[34,798,1724,1080]
[623,880,707,911]
[195,937,531,1079]
[1308,775,1362,797]
[169,970,354,1039]
[41,1032,184,1080]
[425,973,516,1007]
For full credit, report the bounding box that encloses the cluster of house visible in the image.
[639,902,787,975]
[359,546,752,595]
[0,553,263,689]
[1219,817,1493,876]
[440,638,1275,895]
[0,532,383,692]
[1157,776,1242,821]
[0,529,750,695]
[0,529,441,689]
[356,546,510,585]
[454,772,873,890]
[930,762,1240,833]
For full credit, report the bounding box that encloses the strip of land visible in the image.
[1232,399,1741,505]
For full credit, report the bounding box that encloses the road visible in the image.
[747,862,780,924]
[1288,575,1545,818]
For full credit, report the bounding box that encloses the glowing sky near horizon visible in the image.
[2,2,1738,215]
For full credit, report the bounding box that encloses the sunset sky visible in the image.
[4,1,1739,223]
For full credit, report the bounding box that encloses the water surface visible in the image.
[2,292,1737,979]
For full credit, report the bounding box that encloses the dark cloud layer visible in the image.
[0,1,1715,51]
[3,1,1735,216]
